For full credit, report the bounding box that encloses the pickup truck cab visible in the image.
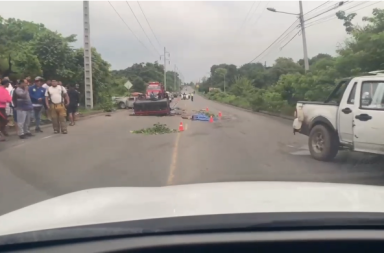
[293,71,384,161]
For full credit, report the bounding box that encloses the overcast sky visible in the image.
[1,1,383,82]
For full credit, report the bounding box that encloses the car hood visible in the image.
[2,181,384,236]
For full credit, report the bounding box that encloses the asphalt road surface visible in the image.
[1,90,384,215]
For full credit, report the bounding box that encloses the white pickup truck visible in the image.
[293,71,384,161]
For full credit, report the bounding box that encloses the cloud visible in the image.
[1,1,383,82]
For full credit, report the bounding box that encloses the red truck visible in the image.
[133,81,170,116]
[146,82,165,99]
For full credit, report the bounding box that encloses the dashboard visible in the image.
[3,229,384,253]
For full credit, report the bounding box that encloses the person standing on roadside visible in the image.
[10,81,19,133]
[42,79,51,90]
[67,84,80,126]
[0,80,13,141]
[15,79,34,139]
[29,76,46,133]
[45,80,69,134]
[5,79,15,131]
[41,79,51,121]
[25,76,32,86]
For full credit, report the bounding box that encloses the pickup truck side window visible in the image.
[360,82,384,110]
[347,82,357,104]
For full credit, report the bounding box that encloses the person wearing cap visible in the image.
[0,79,13,141]
[29,76,46,132]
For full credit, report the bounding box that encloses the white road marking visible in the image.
[290,150,310,156]
[42,135,54,139]
[10,143,25,149]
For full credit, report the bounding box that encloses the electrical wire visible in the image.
[305,1,381,29]
[137,1,163,49]
[236,1,257,35]
[249,20,300,63]
[305,1,346,22]
[108,1,156,57]
[126,1,160,56]
[280,30,301,50]
[253,1,269,26]
[253,1,336,61]
[248,1,262,25]
[304,1,330,17]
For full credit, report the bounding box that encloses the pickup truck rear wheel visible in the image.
[308,124,338,161]
[119,102,127,109]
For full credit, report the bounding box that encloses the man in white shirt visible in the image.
[45,80,69,134]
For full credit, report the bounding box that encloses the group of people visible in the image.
[0,76,80,141]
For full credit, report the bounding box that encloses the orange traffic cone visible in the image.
[179,122,184,131]
[206,107,209,112]
[218,111,222,118]
[209,115,213,123]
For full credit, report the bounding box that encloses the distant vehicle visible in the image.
[146,82,164,99]
[293,70,384,161]
[133,81,170,116]
[113,97,129,109]
[181,93,190,100]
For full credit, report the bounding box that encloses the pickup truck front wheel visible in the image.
[308,124,338,161]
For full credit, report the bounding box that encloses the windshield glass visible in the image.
[147,85,160,90]
[2,0,384,245]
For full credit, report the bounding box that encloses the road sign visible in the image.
[124,80,133,90]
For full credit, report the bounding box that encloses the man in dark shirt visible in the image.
[67,84,80,126]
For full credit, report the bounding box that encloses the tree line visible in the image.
[199,8,384,116]
[0,15,181,109]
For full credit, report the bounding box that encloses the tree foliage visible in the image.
[201,8,384,116]
[0,15,181,108]
[113,61,182,93]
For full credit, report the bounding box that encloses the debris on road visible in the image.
[190,110,219,122]
[131,123,178,135]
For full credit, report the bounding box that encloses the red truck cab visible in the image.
[146,82,164,99]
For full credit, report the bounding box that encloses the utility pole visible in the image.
[267,1,309,72]
[299,1,309,71]
[161,47,170,91]
[83,1,93,109]
[224,75,226,93]
[174,65,176,92]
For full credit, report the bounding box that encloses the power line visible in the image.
[304,1,330,17]
[108,1,156,57]
[342,1,374,12]
[280,2,380,49]
[253,1,333,62]
[305,1,346,22]
[280,30,301,51]
[247,1,262,25]
[253,1,270,26]
[125,1,160,56]
[137,1,163,49]
[305,1,381,29]
[236,1,257,35]
[249,20,300,63]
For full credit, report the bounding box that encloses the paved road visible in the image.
[1,91,384,215]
